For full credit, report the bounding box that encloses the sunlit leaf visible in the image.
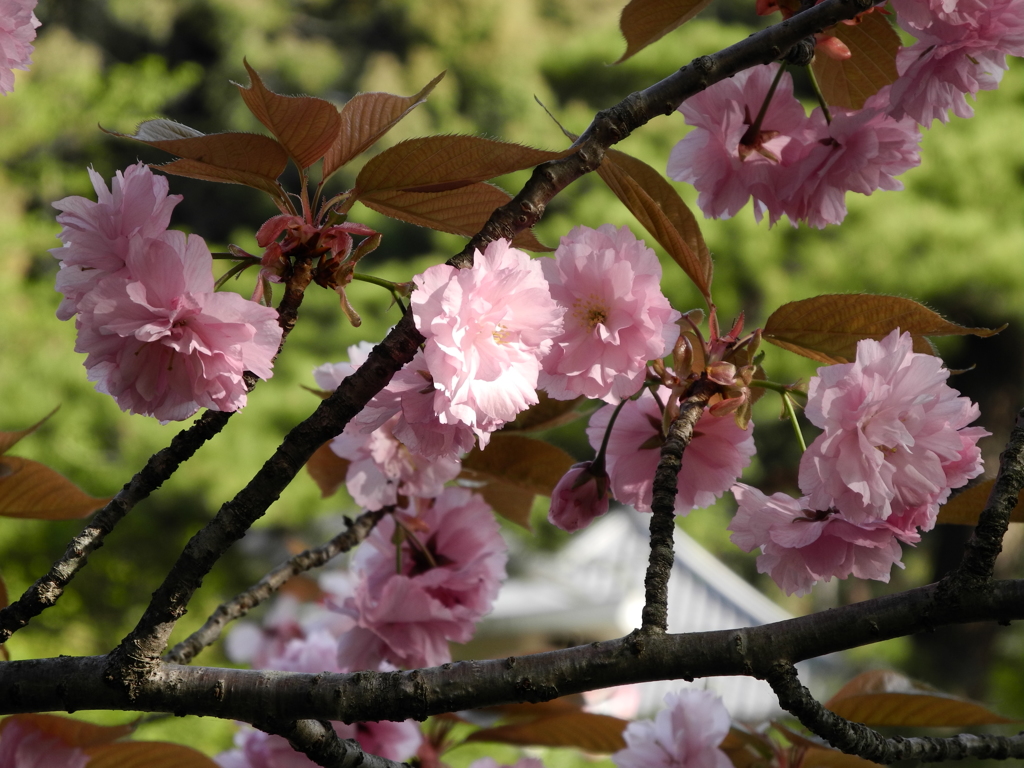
[0,457,110,520]
[937,480,1024,525]
[763,295,1003,364]
[812,10,900,109]
[465,711,628,753]
[800,748,884,767]
[476,481,536,529]
[502,393,586,433]
[305,442,350,499]
[235,60,341,168]
[825,670,1016,727]
[86,740,221,767]
[354,135,567,195]
[0,714,134,747]
[615,0,715,63]
[358,184,551,252]
[0,407,58,456]
[598,149,712,302]
[324,71,445,178]
[720,726,775,768]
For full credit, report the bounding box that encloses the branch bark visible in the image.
[256,719,408,768]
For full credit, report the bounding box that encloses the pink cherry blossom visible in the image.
[50,163,183,320]
[729,484,906,597]
[0,717,89,768]
[74,232,282,422]
[0,0,40,95]
[613,690,732,768]
[666,63,812,222]
[798,330,987,526]
[539,224,680,402]
[411,239,563,447]
[888,0,1024,125]
[333,488,507,671]
[548,461,611,532]
[587,387,756,515]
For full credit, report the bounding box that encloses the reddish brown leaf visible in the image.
[86,741,221,768]
[324,71,445,178]
[720,726,775,768]
[0,407,58,456]
[502,393,586,433]
[236,60,341,168]
[358,184,551,252]
[937,480,1024,525]
[812,10,900,109]
[0,714,135,747]
[475,481,536,529]
[598,149,712,301]
[0,572,7,610]
[354,135,567,195]
[461,434,575,498]
[465,712,628,753]
[763,294,1003,364]
[615,0,715,63]
[0,457,109,520]
[480,696,588,719]
[800,748,885,767]
[306,442,350,498]
[825,670,1016,727]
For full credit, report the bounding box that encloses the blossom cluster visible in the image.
[613,690,732,768]
[51,164,282,422]
[668,0,1024,227]
[0,0,39,95]
[730,330,987,595]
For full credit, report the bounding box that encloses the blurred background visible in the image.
[0,0,1021,760]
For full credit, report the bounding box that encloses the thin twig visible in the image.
[766,662,1024,763]
[256,719,409,768]
[165,508,388,665]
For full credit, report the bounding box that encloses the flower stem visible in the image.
[782,391,807,452]
[743,63,788,144]
[807,64,832,123]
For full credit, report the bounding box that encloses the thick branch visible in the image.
[165,508,388,665]
[767,662,1024,763]
[641,378,718,632]
[257,719,407,768]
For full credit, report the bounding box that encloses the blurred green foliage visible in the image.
[0,0,1021,758]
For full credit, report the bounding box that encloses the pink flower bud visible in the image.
[548,462,611,533]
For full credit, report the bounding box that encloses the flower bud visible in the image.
[548,461,610,532]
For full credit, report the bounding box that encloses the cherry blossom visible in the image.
[587,387,756,515]
[411,239,563,447]
[0,0,40,95]
[548,461,611,532]
[50,162,182,320]
[613,690,732,768]
[539,224,680,402]
[666,63,811,222]
[217,720,421,767]
[0,717,89,768]
[798,330,987,526]
[729,485,906,596]
[333,488,507,671]
[74,232,282,422]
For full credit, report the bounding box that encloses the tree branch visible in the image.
[256,719,408,768]
[766,662,1024,762]
[165,508,388,666]
[641,377,718,632]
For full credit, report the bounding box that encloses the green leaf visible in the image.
[354,135,568,195]
[358,184,551,252]
[825,670,1016,727]
[465,712,628,753]
[0,457,109,520]
[812,10,900,110]
[236,60,341,168]
[598,148,712,302]
[615,0,715,63]
[937,480,1024,525]
[763,294,1003,364]
[323,71,445,178]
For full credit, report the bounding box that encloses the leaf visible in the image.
[354,135,567,195]
[235,60,341,168]
[323,71,445,178]
[306,442,350,498]
[0,407,58,456]
[475,481,537,529]
[0,714,135,747]
[825,670,1016,727]
[763,295,1004,364]
[937,480,1024,525]
[811,10,900,110]
[111,120,289,196]
[358,184,551,252]
[501,393,586,433]
[86,741,221,768]
[615,0,715,64]
[720,726,775,768]
[598,149,712,301]
[800,748,885,768]
[0,456,109,520]
[465,712,628,753]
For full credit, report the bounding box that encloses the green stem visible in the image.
[782,391,807,453]
[750,379,807,399]
[806,64,832,123]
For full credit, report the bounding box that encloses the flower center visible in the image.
[492,324,509,344]
[572,294,609,332]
